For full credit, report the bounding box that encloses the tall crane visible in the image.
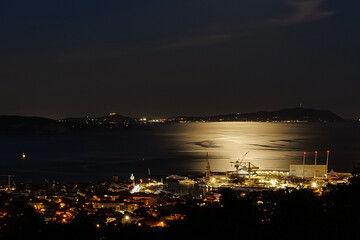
[230,152,259,182]
[0,175,15,190]
[230,151,249,172]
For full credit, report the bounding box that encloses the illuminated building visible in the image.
[289,165,327,179]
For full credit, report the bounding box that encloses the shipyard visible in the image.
[164,150,351,193]
[0,148,359,240]
[0,150,353,224]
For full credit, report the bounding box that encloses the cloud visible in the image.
[161,0,335,50]
[267,0,335,26]
[7,0,334,62]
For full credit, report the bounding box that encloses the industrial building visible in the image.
[289,164,327,179]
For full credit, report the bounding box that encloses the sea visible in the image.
[0,122,359,183]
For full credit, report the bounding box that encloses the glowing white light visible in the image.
[130,184,140,193]
[269,179,278,186]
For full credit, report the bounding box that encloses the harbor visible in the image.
[162,150,352,195]
[0,150,357,240]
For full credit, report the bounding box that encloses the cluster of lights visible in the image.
[257,170,289,175]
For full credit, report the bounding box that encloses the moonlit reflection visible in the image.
[172,122,333,172]
[0,122,358,181]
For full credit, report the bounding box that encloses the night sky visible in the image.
[1,0,359,119]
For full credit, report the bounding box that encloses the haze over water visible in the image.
[0,122,359,182]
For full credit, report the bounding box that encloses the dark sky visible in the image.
[0,0,359,119]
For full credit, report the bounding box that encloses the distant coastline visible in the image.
[0,107,352,133]
[163,107,344,123]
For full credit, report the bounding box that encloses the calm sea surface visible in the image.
[0,122,359,182]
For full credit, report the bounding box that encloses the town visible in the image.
[0,150,356,240]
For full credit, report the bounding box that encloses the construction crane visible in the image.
[242,162,259,181]
[230,151,249,172]
[205,152,211,182]
[0,175,15,190]
[230,152,259,182]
